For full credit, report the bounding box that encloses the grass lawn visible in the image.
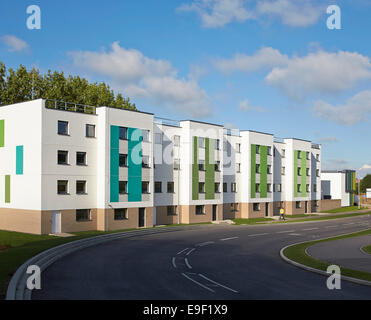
[283,229,371,282]
[362,245,371,254]
[324,206,365,213]
[232,218,274,225]
[281,211,371,223]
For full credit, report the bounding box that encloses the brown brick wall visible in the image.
[156,206,179,225]
[319,199,342,212]
[0,208,43,234]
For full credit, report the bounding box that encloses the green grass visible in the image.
[283,229,371,282]
[362,245,371,254]
[324,206,365,213]
[232,218,274,225]
[281,211,371,223]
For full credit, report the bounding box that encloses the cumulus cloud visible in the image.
[214,47,289,74]
[323,159,351,171]
[359,164,371,178]
[68,42,212,118]
[316,136,339,144]
[1,35,29,52]
[177,0,323,28]
[239,99,265,112]
[177,0,253,28]
[313,90,371,125]
[266,50,371,99]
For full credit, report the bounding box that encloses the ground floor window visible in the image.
[231,203,239,212]
[167,206,177,216]
[315,200,319,207]
[114,208,128,220]
[196,205,205,215]
[296,201,301,209]
[253,203,260,211]
[76,209,91,222]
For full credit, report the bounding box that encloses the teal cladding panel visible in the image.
[16,146,23,175]
[110,126,120,202]
[128,128,142,202]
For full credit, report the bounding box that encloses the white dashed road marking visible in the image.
[276,230,295,234]
[198,274,239,293]
[185,258,192,269]
[248,233,268,237]
[302,228,318,231]
[181,273,215,293]
[177,248,189,255]
[186,248,196,256]
[172,257,177,268]
[196,241,215,247]
[220,237,239,241]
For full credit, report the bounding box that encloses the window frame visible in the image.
[86,124,95,138]
[57,180,69,195]
[76,180,87,195]
[76,151,87,166]
[114,208,128,221]
[76,209,91,222]
[58,120,69,136]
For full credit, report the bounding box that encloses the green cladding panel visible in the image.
[192,136,199,200]
[301,151,307,197]
[0,120,4,148]
[251,144,256,198]
[260,145,268,198]
[205,138,215,200]
[16,146,23,175]
[128,127,142,202]
[294,150,298,197]
[110,126,120,202]
[5,175,10,203]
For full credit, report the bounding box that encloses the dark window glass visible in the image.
[114,208,128,220]
[58,121,68,135]
[76,209,91,221]
[76,152,86,165]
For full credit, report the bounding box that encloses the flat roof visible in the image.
[180,119,224,128]
[240,129,274,136]
[97,105,154,116]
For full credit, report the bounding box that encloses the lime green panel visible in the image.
[5,175,10,203]
[192,137,199,200]
[301,151,307,197]
[251,144,256,199]
[205,138,215,200]
[0,120,4,148]
[260,146,268,198]
[294,150,298,197]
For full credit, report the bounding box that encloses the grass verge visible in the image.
[361,245,371,254]
[283,229,371,282]
[233,218,274,225]
[324,206,365,213]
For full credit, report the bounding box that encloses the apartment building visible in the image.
[0,99,341,235]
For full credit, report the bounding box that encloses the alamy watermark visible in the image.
[327,5,341,30]
[326,265,341,290]
[26,265,41,290]
[26,5,41,30]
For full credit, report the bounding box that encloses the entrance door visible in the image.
[52,211,61,234]
[139,208,145,228]
[265,203,269,217]
[212,205,217,221]
[305,201,308,214]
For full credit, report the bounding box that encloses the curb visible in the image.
[6,226,189,300]
[279,229,371,287]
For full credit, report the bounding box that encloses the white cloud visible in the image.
[214,47,289,74]
[359,164,371,179]
[314,90,371,125]
[177,0,323,28]
[266,50,371,99]
[68,42,212,118]
[316,136,339,144]
[323,159,351,171]
[177,0,253,28]
[256,0,324,27]
[1,35,29,52]
[239,99,264,112]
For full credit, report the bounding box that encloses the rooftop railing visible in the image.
[223,128,240,136]
[312,143,321,149]
[45,99,96,115]
[154,117,180,127]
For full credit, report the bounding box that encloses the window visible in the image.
[231,183,237,193]
[119,154,128,167]
[236,143,241,153]
[215,183,220,193]
[316,169,320,177]
[273,148,276,157]
[199,182,205,193]
[297,167,301,176]
[281,166,285,175]
[256,145,260,154]
[236,163,241,173]
[142,156,150,168]
[57,180,68,194]
[296,201,301,209]
[119,181,128,194]
[255,183,260,193]
[267,146,272,155]
[167,206,177,216]
[297,184,301,193]
[142,130,150,142]
[315,200,319,207]
[119,127,128,140]
[313,184,317,192]
[86,124,95,138]
[306,168,310,176]
[173,135,180,147]
[282,149,286,158]
[267,184,272,193]
[297,151,301,159]
[155,133,162,144]
[231,203,239,212]
[215,161,221,172]
[196,205,205,215]
[58,121,68,135]
[155,182,162,193]
[58,150,69,165]
[253,203,260,211]
[267,165,272,174]
[198,160,205,171]
[316,154,320,161]
[114,208,128,220]
[198,137,205,148]
[256,164,260,174]
[76,209,91,222]
[277,184,282,192]
[142,182,150,194]
[223,183,228,193]
[174,159,180,170]
[215,139,220,150]
[76,152,87,166]
[167,182,174,193]
[306,184,310,193]
[306,152,310,160]
[273,184,276,192]
[76,181,87,194]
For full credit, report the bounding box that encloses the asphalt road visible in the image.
[33,214,371,300]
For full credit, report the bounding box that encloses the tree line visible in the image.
[0,61,136,110]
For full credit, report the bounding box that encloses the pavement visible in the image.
[307,234,371,273]
[32,214,371,300]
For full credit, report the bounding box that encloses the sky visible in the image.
[1,0,371,177]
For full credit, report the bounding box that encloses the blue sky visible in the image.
[1,0,371,177]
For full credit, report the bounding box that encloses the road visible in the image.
[33,214,371,300]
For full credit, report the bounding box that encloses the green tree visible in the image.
[360,174,371,193]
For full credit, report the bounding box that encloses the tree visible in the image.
[360,174,371,193]
[0,61,136,110]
